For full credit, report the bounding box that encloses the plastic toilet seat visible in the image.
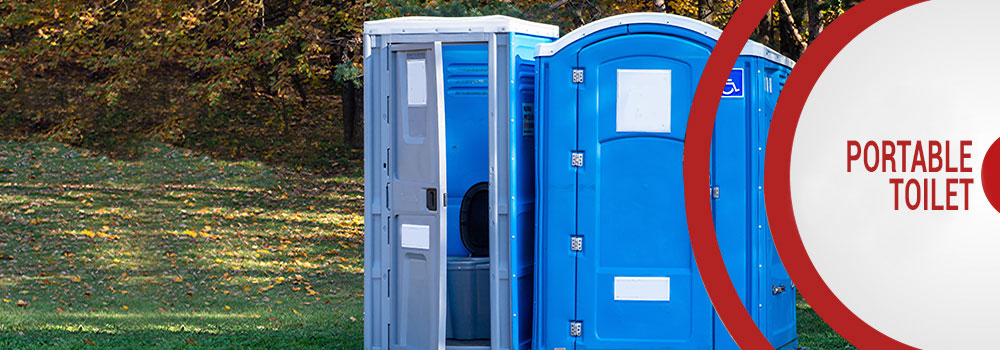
[459,182,490,257]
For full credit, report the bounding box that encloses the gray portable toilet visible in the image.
[362,16,558,350]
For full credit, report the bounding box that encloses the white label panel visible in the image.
[616,69,671,133]
[614,276,670,301]
[400,224,430,250]
[406,59,427,106]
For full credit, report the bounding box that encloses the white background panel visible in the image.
[790,0,1000,347]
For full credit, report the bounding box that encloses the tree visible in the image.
[0,0,855,165]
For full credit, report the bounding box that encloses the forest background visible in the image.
[0,0,848,169]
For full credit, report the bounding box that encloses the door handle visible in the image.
[772,284,787,295]
[426,188,438,211]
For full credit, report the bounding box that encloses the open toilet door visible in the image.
[388,42,448,350]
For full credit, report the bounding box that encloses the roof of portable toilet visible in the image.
[364,15,559,38]
[535,13,794,68]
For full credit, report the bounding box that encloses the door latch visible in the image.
[772,284,787,295]
[426,188,438,211]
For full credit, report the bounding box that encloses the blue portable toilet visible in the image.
[533,13,797,350]
[362,16,557,350]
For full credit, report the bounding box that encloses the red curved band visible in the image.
[764,0,928,348]
[686,0,927,349]
[983,137,1000,213]
[684,0,782,349]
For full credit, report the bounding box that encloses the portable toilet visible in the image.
[362,16,557,350]
[533,13,797,349]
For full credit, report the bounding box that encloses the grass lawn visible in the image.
[796,292,855,349]
[0,140,853,349]
[0,141,364,349]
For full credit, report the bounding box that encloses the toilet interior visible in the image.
[442,43,492,348]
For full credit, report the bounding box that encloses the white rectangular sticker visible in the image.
[614,276,670,301]
[406,59,427,106]
[616,69,671,133]
[400,224,430,250]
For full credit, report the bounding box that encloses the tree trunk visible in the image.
[653,0,666,12]
[353,83,364,148]
[332,27,364,149]
[777,0,808,57]
[777,12,790,57]
[291,73,309,108]
[341,81,363,149]
[699,0,714,23]
[807,0,824,43]
[760,6,774,47]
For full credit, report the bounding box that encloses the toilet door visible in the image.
[574,33,713,349]
[389,42,448,350]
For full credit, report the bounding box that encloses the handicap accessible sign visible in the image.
[722,68,744,98]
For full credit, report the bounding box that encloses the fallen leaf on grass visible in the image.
[16,300,29,307]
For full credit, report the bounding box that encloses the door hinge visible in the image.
[571,152,584,167]
[712,186,720,199]
[570,237,583,252]
[572,69,584,83]
[569,321,582,337]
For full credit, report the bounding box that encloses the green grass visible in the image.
[0,140,854,349]
[797,293,854,349]
[0,141,364,349]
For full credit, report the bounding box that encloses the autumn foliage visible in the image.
[0,0,850,169]
[1,0,367,168]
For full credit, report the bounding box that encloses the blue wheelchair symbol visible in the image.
[722,68,744,98]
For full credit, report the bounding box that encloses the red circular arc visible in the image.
[765,0,926,348]
[983,137,1000,213]
[685,0,926,349]
[683,0,780,348]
